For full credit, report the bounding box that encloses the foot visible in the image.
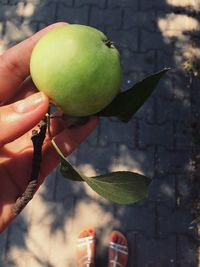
[108,230,128,267]
[76,227,96,267]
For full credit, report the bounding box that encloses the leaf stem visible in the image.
[46,113,67,161]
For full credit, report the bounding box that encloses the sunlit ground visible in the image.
[158,13,200,66]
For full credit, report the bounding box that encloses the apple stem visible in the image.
[104,39,114,48]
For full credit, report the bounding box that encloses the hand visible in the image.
[0,23,99,233]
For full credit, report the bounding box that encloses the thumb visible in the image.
[0,92,49,147]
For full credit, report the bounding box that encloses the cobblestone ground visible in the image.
[0,0,200,266]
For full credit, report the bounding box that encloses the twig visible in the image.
[12,116,47,215]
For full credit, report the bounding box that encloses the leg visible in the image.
[108,230,128,267]
[76,227,96,267]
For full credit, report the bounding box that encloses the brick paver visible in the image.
[0,0,199,266]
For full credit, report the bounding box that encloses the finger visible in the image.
[0,92,49,148]
[39,116,99,179]
[0,22,67,103]
[4,76,38,105]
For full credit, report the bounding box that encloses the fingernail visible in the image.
[14,92,46,113]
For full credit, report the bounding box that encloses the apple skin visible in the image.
[30,24,122,116]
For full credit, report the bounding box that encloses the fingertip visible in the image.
[90,115,100,124]
[0,92,50,147]
[40,91,49,108]
[13,92,49,114]
[84,116,100,129]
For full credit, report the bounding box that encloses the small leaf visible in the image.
[61,114,90,128]
[60,158,84,182]
[97,68,170,122]
[83,171,151,204]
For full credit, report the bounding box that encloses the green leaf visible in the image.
[61,157,151,204]
[97,68,170,122]
[83,171,151,204]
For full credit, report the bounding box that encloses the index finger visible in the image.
[0,22,67,103]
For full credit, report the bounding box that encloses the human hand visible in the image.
[0,22,99,233]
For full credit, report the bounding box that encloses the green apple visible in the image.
[30,24,122,116]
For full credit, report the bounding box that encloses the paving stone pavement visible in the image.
[0,0,200,266]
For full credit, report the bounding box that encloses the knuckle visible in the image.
[0,52,24,81]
